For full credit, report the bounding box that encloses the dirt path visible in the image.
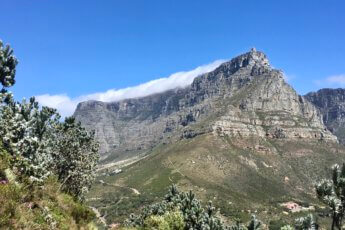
[90,206,107,227]
[97,153,149,172]
[101,181,141,195]
[130,187,140,195]
[112,183,140,195]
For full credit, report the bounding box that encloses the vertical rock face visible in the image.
[74,49,337,161]
[305,88,345,144]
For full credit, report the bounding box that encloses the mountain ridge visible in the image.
[80,49,345,226]
[74,49,337,162]
[305,88,345,144]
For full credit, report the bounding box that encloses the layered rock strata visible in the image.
[74,48,337,160]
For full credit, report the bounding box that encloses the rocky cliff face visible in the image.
[305,88,345,144]
[74,49,337,161]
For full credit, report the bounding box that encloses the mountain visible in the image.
[74,48,336,162]
[75,49,345,226]
[305,88,345,144]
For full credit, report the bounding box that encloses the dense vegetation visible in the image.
[315,163,345,230]
[0,40,99,228]
[119,163,345,230]
[124,185,263,230]
[0,146,97,229]
[120,185,322,230]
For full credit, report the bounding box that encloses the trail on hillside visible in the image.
[101,181,141,195]
[97,153,149,172]
[90,206,107,227]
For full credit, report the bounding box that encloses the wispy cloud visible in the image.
[36,59,226,118]
[314,74,345,87]
[326,74,345,86]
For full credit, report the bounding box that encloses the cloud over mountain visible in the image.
[36,59,226,118]
[314,74,345,88]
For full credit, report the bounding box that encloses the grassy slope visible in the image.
[88,133,345,227]
[0,147,99,230]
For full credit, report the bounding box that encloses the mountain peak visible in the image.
[240,48,270,67]
[214,48,271,77]
[75,49,337,159]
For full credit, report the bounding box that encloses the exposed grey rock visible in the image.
[305,88,345,144]
[74,49,337,161]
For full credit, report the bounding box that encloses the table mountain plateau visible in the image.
[74,48,337,162]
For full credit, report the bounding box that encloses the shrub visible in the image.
[70,201,96,225]
[0,40,18,88]
[126,185,261,230]
[315,164,345,229]
[142,210,185,230]
[0,40,99,201]
[294,214,318,230]
[0,183,22,227]
[54,117,99,201]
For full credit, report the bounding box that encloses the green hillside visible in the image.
[87,133,345,228]
[0,145,99,229]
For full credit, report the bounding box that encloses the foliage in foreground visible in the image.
[315,163,345,230]
[125,185,318,230]
[125,184,261,230]
[0,39,99,201]
[0,39,99,228]
[0,40,17,88]
[123,184,327,230]
[0,147,97,229]
[124,160,345,230]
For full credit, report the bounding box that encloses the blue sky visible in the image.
[1,0,344,116]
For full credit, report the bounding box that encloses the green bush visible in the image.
[0,183,22,227]
[280,226,293,230]
[71,201,96,225]
[143,210,185,230]
[269,219,287,230]
[0,40,99,201]
[126,185,261,230]
[144,215,170,230]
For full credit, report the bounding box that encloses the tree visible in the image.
[0,38,99,201]
[315,164,345,230]
[54,117,99,201]
[247,215,261,230]
[295,214,318,230]
[0,40,18,89]
[0,94,60,182]
[229,221,246,230]
[126,185,262,230]
[143,210,185,230]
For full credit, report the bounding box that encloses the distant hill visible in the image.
[305,88,345,145]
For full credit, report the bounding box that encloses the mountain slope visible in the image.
[77,49,345,226]
[0,146,98,229]
[74,48,337,163]
[87,133,345,226]
[305,88,345,144]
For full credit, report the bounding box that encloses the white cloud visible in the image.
[313,74,345,88]
[35,94,78,119]
[326,74,345,86]
[36,59,226,118]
